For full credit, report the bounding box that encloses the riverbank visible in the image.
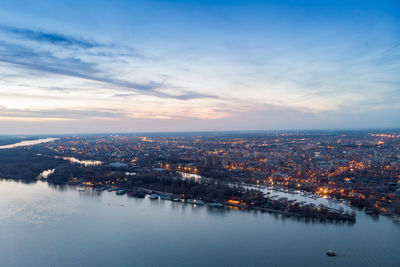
[52,176,357,222]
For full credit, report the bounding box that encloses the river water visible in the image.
[0,179,399,267]
[0,138,58,149]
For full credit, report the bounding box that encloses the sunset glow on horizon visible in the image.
[0,0,399,134]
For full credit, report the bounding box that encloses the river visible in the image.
[0,179,399,267]
[0,138,59,149]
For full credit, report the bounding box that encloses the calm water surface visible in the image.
[0,138,58,149]
[0,180,399,267]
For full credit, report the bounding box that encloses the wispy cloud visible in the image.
[0,24,101,48]
[0,106,127,120]
[0,25,219,100]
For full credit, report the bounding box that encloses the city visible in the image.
[2,130,399,221]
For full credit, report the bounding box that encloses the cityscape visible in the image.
[1,130,400,265]
[1,130,400,220]
[1,0,399,266]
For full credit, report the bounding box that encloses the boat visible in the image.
[160,195,171,200]
[195,200,205,205]
[208,202,224,208]
[136,191,146,198]
[94,187,106,191]
[149,193,159,200]
[326,250,337,257]
[187,199,205,205]
[171,197,180,202]
[116,189,126,195]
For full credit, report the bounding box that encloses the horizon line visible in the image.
[1,127,400,136]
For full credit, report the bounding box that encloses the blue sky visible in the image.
[0,0,399,134]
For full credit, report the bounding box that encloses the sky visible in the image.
[0,0,399,134]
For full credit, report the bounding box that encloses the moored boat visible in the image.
[149,193,159,200]
[94,187,106,191]
[160,194,172,200]
[187,199,205,205]
[116,189,126,195]
[208,202,224,208]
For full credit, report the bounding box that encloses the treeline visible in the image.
[0,148,66,180]
[81,170,244,202]
[140,178,243,201]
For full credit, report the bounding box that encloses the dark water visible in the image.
[0,180,399,267]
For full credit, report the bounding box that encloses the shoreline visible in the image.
[42,179,357,223]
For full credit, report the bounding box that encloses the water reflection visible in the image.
[1,178,393,227]
[0,180,77,227]
[0,138,59,149]
[54,156,102,166]
[178,171,204,182]
[1,179,399,267]
[37,169,55,179]
[0,178,36,185]
[47,183,69,191]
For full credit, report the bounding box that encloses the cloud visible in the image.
[113,90,219,100]
[0,107,127,120]
[0,24,100,48]
[0,40,98,74]
[0,25,220,101]
[0,56,162,92]
[0,38,160,91]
